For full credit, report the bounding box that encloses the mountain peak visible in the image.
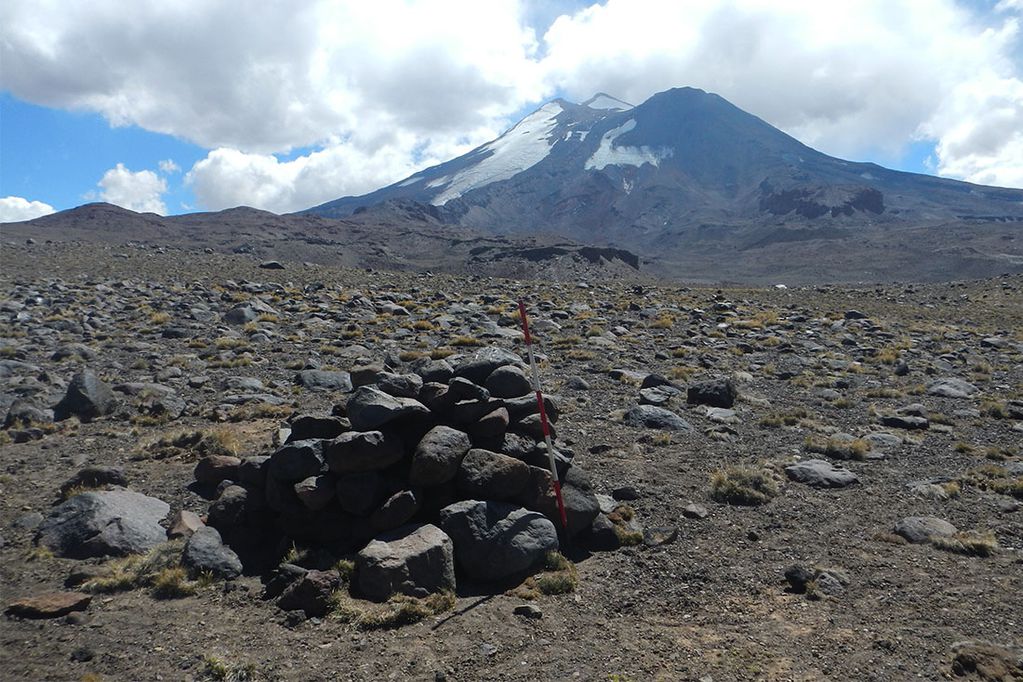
[582,93,633,111]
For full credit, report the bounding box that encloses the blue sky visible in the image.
[2,0,1021,221]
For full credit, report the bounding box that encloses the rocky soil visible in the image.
[1,241,1022,681]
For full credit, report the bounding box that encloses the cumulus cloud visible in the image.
[97,163,168,214]
[2,0,1021,212]
[158,159,180,174]
[0,196,56,222]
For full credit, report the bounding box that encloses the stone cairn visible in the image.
[192,347,608,607]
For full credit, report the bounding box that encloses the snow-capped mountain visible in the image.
[305,87,1023,277]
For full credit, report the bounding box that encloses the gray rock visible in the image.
[457,449,530,501]
[36,490,170,558]
[452,347,525,385]
[485,365,532,398]
[346,386,429,431]
[268,439,325,483]
[926,377,978,399]
[53,370,120,422]
[277,569,340,617]
[223,305,258,325]
[356,524,455,601]
[294,475,336,512]
[207,485,249,530]
[371,490,421,532]
[295,370,353,392]
[438,500,558,582]
[881,414,929,430]
[410,426,472,487]
[894,516,957,543]
[785,459,860,488]
[516,467,599,537]
[4,399,52,428]
[324,430,403,474]
[414,359,454,384]
[623,405,692,431]
[193,455,241,485]
[182,526,242,579]
[376,372,423,399]
[287,414,348,441]
[683,503,709,519]
[686,377,737,408]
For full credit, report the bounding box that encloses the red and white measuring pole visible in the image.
[517,300,569,532]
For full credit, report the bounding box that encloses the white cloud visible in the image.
[158,159,180,174]
[2,0,1022,210]
[97,163,168,214]
[0,196,56,222]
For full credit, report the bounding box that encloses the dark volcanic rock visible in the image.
[53,370,120,422]
[346,386,430,430]
[324,430,403,474]
[623,405,692,431]
[182,526,243,579]
[686,377,737,408]
[438,500,558,582]
[457,449,530,501]
[409,425,472,487]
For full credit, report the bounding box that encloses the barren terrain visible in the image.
[1,240,1021,681]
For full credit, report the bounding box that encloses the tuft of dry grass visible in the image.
[804,435,870,461]
[931,531,999,557]
[710,465,780,506]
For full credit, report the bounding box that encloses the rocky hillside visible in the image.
[1,241,1021,680]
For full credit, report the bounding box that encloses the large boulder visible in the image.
[438,500,558,582]
[623,405,692,431]
[36,489,170,558]
[457,449,530,501]
[324,430,403,474]
[346,386,430,431]
[182,526,243,579]
[686,377,738,408]
[410,426,472,487]
[355,524,456,601]
[53,370,120,422]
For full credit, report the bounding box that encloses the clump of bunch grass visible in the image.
[710,464,780,506]
[82,540,198,597]
[330,591,455,630]
[803,435,870,461]
[513,551,580,599]
[930,531,999,557]
[201,654,258,682]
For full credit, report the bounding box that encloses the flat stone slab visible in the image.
[623,405,692,431]
[894,516,957,543]
[926,377,978,399]
[785,459,860,488]
[6,592,92,619]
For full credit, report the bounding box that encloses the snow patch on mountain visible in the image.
[430,102,563,205]
[584,119,673,171]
